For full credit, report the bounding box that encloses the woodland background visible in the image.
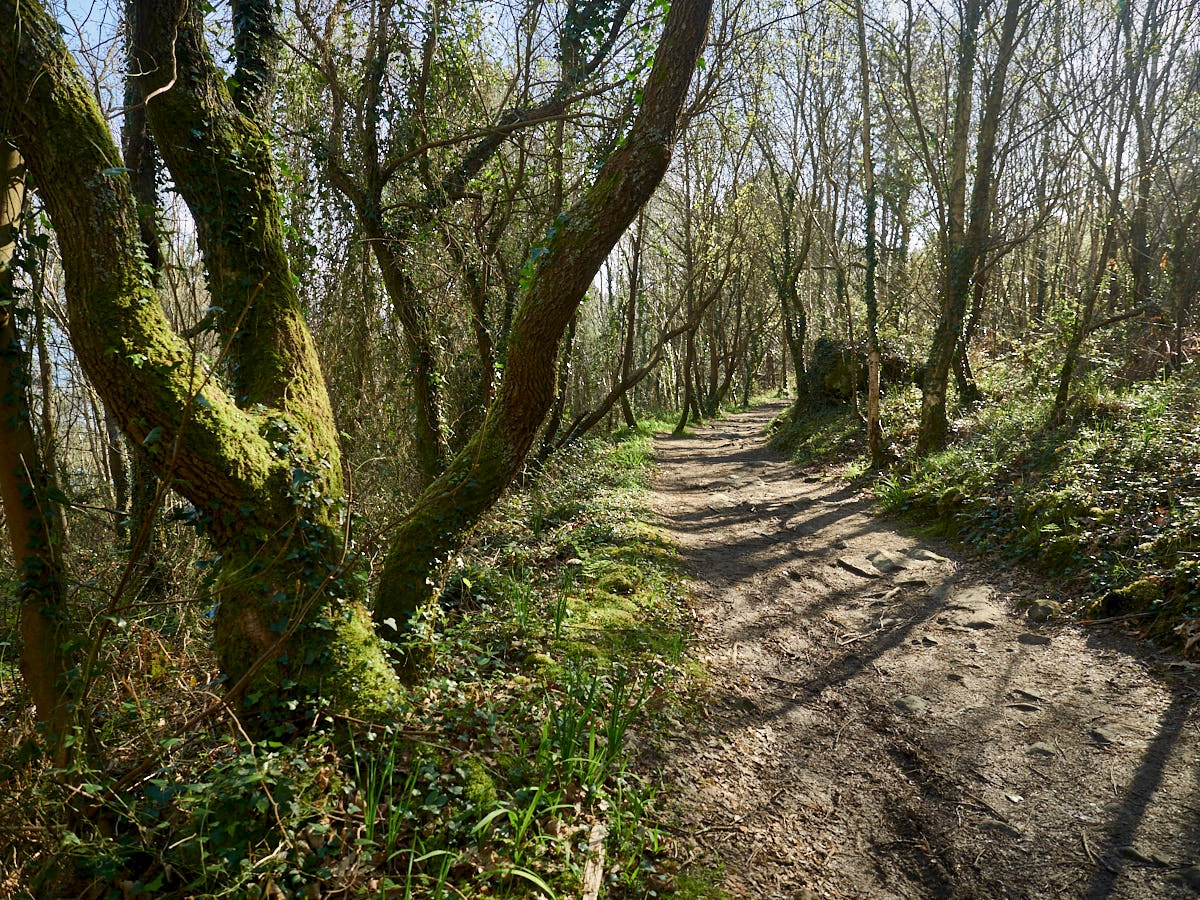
[2,0,1200,896]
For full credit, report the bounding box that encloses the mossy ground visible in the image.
[0,425,699,898]
[770,358,1200,650]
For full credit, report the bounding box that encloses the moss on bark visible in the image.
[2,1,400,724]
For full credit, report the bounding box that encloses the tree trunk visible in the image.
[619,212,645,427]
[0,146,74,757]
[372,238,448,481]
[3,0,401,723]
[918,0,1022,453]
[674,327,698,433]
[855,0,884,468]
[374,0,711,632]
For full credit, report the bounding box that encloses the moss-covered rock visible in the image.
[1110,576,1166,609]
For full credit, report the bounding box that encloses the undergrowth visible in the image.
[0,426,704,899]
[770,361,1200,651]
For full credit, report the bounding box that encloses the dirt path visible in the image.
[646,402,1200,900]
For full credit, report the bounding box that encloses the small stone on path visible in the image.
[940,586,1004,628]
[1018,633,1053,646]
[894,694,929,716]
[867,549,909,573]
[944,605,1004,629]
[838,556,880,578]
[1027,742,1058,757]
[1028,599,1062,622]
[907,548,951,564]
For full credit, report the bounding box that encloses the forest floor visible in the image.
[641,401,1200,899]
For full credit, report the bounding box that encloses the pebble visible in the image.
[1028,599,1062,622]
[1091,724,1123,745]
[1018,633,1053,646]
[867,549,909,573]
[1027,742,1058,757]
[894,694,929,716]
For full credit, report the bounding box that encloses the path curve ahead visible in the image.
[649,402,1200,900]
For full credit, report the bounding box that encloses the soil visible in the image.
[644,401,1200,900]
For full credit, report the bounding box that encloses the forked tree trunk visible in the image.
[374,0,712,632]
[3,0,400,724]
[918,0,1022,453]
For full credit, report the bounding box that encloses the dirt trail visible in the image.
[646,402,1200,900]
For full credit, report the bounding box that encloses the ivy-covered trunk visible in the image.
[374,0,712,632]
[0,147,74,756]
[2,0,399,725]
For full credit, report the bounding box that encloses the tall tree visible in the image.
[374,0,712,631]
[4,0,402,723]
[917,0,1025,453]
[0,147,73,756]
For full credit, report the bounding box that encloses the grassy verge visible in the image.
[770,369,1200,651]
[0,426,706,899]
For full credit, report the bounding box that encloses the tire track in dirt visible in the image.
[645,402,1200,899]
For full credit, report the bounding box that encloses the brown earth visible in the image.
[644,401,1200,899]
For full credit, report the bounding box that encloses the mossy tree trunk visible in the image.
[855,0,884,468]
[2,0,399,724]
[374,0,712,632]
[918,0,1023,454]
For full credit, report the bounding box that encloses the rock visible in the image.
[1018,632,1053,646]
[894,694,929,716]
[1027,742,1058,757]
[944,605,1004,629]
[838,556,880,578]
[944,585,994,609]
[908,548,951,564]
[896,572,931,586]
[941,586,1003,629]
[1028,599,1062,622]
[1091,724,1123,745]
[867,549,909,573]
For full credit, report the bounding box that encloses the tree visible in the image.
[914,0,1026,453]
[0,146,73,757]
[1,0,710,722]
[373,0,712,630]
[854,0,885,467]
[5,0,401,724]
